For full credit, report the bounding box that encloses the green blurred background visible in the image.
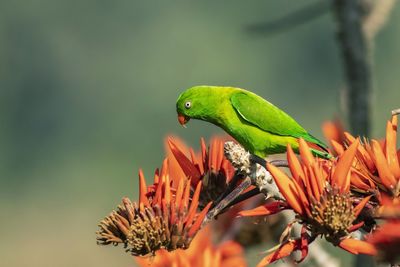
[1,1,399,266]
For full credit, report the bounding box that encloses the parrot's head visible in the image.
[176,85,219,127]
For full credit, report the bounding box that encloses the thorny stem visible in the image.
[217,187,261,216]
[250,154,289,168]
[270,160,290,167]
[203,155,287,225]
[203,176,252,225]
[221,141,285,208]
[392,108,400,116]
[211,171,244,209]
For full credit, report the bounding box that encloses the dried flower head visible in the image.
[96,197,170,255]
[96,164,211,256]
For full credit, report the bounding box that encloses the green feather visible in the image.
[230,91,328,150]
[176,85,330,158]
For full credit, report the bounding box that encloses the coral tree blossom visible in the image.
[332,115,400,196]
[167,137,235,207]
[96,163,212,256]
[367,196,400,264]
[240,138,376,266]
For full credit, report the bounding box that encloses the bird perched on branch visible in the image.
[176,85,330,158]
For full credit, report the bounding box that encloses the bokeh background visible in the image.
[1,1,399,266]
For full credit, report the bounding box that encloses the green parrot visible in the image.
[176,85,330,158]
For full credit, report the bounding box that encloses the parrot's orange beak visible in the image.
[178,113,190,128]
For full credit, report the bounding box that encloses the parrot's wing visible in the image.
[230,92,327,149]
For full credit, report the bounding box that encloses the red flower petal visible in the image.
[267,163,304,215]
[168,138,201,181]
[331,140,345,156]
[339,238,377,255]
[138,169,149,206]
[256,239,303,267]
[353,195,372,218]
[187,202,212,237]
[297,226,309,263]
[237,201,288,217]
[299,138,314,167]
[372,140,397,190]
[287,144,305,185]
[332,139,359,192]
[385,120,400,180]
[185,181,203,226]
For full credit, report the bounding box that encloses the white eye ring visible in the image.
[185,101,191,109]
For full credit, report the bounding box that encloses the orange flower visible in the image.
[333,115,400,196]
[367,220,400,264]
[367,192,400,264]
[96,163,211,256]
[375,196,400,219]
[167,136,267,246]
[322,119,346,154]
[241,139,376,266]
[135,226,247,267]
[167,136,235,207]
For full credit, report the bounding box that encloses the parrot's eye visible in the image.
[184,101,191,109]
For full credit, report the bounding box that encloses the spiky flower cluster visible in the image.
[310,187,355,242]
[235,113,400,266]
[97,164,211,256]
[97,198,170,255]
[97,112,400,267]
[167,137,235,207]
[332,115,400,197]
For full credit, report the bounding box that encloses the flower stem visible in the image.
[392,108,400,116]
[203,176,252,225]
[217,187,261,215]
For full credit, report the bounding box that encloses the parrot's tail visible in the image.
[303,133,331,156]
[311,148,333,159]
[317,142,330,153]
[305,141,333,159]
